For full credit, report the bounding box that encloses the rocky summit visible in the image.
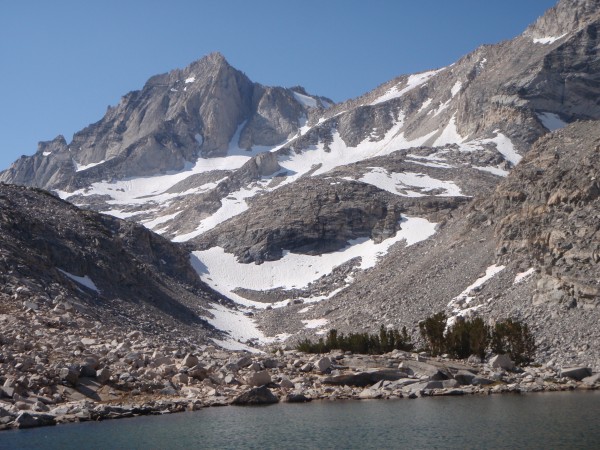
[1,0,600,431]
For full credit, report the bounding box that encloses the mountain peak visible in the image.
[527,0,600,39]
[190,51,231,70]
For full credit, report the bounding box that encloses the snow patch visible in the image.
[537,112,568,131]
[474,166,509,177]
[42,152,52,156]
[278,116,438,185]
[74,159,107,172]
[487,131,521,166]
[514,268,535,284]
[206,303,266,344]
[459,131,520,166]
[142,211,182,230]
[446,264,506,330]
[58,269,100,293]
[371,69,444,105]
[418,98,432,112]
[185,76,195,84]
[446,264,505,329]
[432,99,450,117]
[451,81,462,97]
[293,91,318,108]
[355,167,463,197]
[302,318,328,329]
[405,155,453,169]
[533,34,566,45]
[433,116,464,147]
[449,264,506,308]
[172,184,262,242]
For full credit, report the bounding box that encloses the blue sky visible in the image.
[1,0,557,170]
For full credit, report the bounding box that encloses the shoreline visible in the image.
[2,347,598,431]
[5,387,600,435]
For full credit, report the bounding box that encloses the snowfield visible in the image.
[537,112,568,131]
[292,91,318,108]
[58,269,100,294]
[446,264,505,329]
[276,116,440,187]
[371,69,445,106]
[73,159,107,172]
[350,167,463,197]
[191,216,437,308]
[533,34,567,45]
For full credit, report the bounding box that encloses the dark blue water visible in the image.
[2,391,600,449]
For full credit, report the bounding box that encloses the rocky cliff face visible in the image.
[486,121,600,309]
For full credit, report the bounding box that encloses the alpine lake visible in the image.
[3,391,599,449]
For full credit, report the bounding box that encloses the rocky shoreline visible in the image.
[2,332,598,431]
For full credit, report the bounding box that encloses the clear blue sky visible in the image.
[1,0,558,171]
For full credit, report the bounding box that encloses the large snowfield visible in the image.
[191,216,437,308]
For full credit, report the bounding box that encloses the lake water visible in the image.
[3,391,600,449]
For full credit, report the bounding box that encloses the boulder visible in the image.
[300,363,313,372]
[96,368,111,384]
[358,388,384,399]
[316,357,332,373]
[423,381,444,389]
[489,354,515,371]
[0,386,14,399]
[248,362,262,371]
[471,376,494,386]
[152,356,174,367]
[246,370,272,387]
[454,370,477,385]
[224,374,240,385]
[232,386,279,405]
[172,373,189,386]
[561,367,593,381]
[223,362,239,372]
[236,356,253,368]
[467,354,483,365]
[80,357,99,377]
[323,370,408,387]
[399,361,450,380]
[582,373,600,385]
[81,338,96,346]
[442,379,460,389]
[262,358,279,369]
[188,364,209,380]
[279,378,295,389]
[285,393,311,403]
[59,365,80,386]
[182,354,199,368]
[14,412,56,429]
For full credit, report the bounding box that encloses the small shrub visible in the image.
[296,324,413,355]
[419,312,447,356]
[445,317,490,359]
[491,318,536,365]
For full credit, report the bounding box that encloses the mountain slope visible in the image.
[0,183,229,343]
[1,0,599,359]
[264,120,600,369]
